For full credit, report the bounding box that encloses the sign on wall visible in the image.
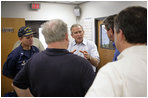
[83,18,93,41]
[2,27,14,32]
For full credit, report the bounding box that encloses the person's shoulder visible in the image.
[84,39,97,48]
[32,45,38,49]
[8,46,22,58]
[84,39,95,44]
[32,45,39,52]
[68,53,91,66]
[29,50,43,60]
[99,60,124,76]
[68,40,75,50]
[69,40,75,45]
[100,62,115,71]
[68,53,82,61]
[12,45,22,53]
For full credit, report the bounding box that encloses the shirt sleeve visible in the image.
[3,51,19,79]
[13,58,31,89]
[89,42,100,62]
[85,63,122,97]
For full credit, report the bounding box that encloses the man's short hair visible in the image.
[114,6,147,44]
[103,14,117,33]
[70,24,84,34]
[41,19,67,44]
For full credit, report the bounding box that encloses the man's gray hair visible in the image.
[41,19,68,44]
[70,24,84,34]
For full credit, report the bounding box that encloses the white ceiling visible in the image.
[40,1,88,5]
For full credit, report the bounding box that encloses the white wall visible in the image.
[1,1,76,41]
[1,1,76,26]
[80,1,147,21]
[2,1,147,42]
[79,1,147,42]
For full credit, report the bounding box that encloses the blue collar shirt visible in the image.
[3,45,39,79]
[112,42,120,61]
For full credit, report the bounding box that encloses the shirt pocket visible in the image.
[17,55,28,69]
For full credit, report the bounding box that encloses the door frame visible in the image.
[94,17,106,48]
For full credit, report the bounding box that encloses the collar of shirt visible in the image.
[19,44,37,52]
[44,48,69,56]
[117,45,146,60]
[72,39,87,46]
[18,45,37,58]
[112,42,116,48]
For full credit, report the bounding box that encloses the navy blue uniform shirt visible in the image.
[13,48,95,97]
[3,45,39,79]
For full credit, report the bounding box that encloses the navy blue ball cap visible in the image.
[18,26,34,37]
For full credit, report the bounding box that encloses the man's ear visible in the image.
[65,33,69,41]
[118,29,125,41]
[71,33,74,38]
[110,28,114,36]
[82,30,85,34]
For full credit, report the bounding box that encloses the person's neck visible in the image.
[75,40,83,44]
[21,44,31,50]
[47,41,67,49]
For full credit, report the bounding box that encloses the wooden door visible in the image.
[97,20,115,69]
[1,18,25,96]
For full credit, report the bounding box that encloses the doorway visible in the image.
[95,18,115,70]
[1,18,25,96]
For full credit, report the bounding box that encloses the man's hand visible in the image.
[79,50,99,67]
[70,49,76,54]
[79,50,91,60]
[12,83,33,97]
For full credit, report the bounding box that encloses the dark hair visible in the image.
[114,6,147,44]
[103,14,117,33]
[70,24,84,33]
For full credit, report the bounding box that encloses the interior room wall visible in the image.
[79,1,147,41]
[1,1,77,41]
[1,1,76,26]
[1,1,147,42]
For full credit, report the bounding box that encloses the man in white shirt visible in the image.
[85,6,147,97]
[68,24,100,72]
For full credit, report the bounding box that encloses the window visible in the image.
[100,24,115,49]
